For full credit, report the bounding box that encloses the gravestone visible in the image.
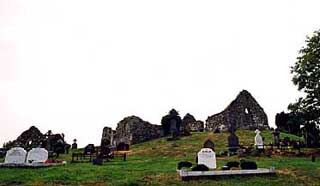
[197,148,216,169]
[0,148,6,158]
[203,139,215,151]
[117,142,129,151]
[228,132,239,153]
[71,139,78,149]
[4,147,27,164]
[283,137,290,146]
[170,119,178,139]
[272,129,280,148]
[84,144,96,155]
[92,157,103,165]
[26,148,48,163]
[255,129,264,149]
[100,146,111,157]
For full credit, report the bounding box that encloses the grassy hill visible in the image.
[0,130,319,186]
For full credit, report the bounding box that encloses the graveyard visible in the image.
[0,90,320,186]
[2,0,320,185]
[0,130,320,186]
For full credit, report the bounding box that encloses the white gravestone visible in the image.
[197,148,216,169]
[27,148,48,163]
[4,147,27,164]
[255,129,264,149]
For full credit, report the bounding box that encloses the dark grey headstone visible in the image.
[117,142,129,151]
[170,119,177,132]
[272,129,280,146]
[71,143,77,149]
[203,139,215,151]
[228,132,239,153]
[169,119,179,140]
[84,144,96,154]
[93,158,103,165]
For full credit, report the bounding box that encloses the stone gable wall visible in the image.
[206,90,269,131]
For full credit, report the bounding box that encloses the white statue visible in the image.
[255,129,264,149]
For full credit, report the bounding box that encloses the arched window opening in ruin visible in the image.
[245,108,249,114]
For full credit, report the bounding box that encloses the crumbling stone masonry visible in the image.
[100,127,116,146]
[5,126,45,150]
[181,113,204,132]
[206,90,269,132]
[111,116,162,145]
[188,120,204,132]
[3,126,69,152]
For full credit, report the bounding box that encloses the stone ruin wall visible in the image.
[206,90,269,132]
[205,113,228,131]
[101,127,116,146]
[103,116,162,146]
[8,126,45,150]
[187,120,204,132]
[4,126,68,151]
[181,113,204,132]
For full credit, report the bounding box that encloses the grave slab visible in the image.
[178,167,276,181]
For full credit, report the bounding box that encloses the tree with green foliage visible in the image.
[275,111,302,136]
[289,29,320,147]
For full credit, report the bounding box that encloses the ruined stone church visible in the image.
[205,90,269,131]
[101,90,269,146]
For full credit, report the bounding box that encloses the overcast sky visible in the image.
[1,0,319,147]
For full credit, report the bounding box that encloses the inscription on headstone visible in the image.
[197,148,216,169]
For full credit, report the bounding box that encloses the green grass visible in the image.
[0,130,319,186]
